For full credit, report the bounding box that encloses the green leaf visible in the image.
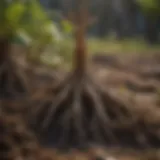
[6,1,26,29]
[136,0,160,16]
[61,20,73,34]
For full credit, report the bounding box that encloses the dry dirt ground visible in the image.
[92,52,160,107]
[1,47,160,160]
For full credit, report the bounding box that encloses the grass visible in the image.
[26,38,160,69]
[58,37,160,58]
[87,38,160,55]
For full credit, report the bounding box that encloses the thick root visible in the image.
[0,58,30,99]
[28,73,160,149]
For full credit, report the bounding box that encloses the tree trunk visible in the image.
[73,25,88,76]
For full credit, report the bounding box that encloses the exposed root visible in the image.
[0,57,30,99]
[28,73,160,149]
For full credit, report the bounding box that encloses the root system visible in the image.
[28,71,160,149]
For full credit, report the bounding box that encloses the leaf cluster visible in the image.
[136,0,160,17]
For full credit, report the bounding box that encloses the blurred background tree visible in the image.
[0,0,159,69]
[39,0,160,44]
[136,0,160,43]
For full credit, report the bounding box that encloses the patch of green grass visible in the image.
[58,37,160,59]
[88,38,160,55]
[32,38,160,69]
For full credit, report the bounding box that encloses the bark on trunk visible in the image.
[74,28,88,75]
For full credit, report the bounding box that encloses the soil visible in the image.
[0,46,160,160]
